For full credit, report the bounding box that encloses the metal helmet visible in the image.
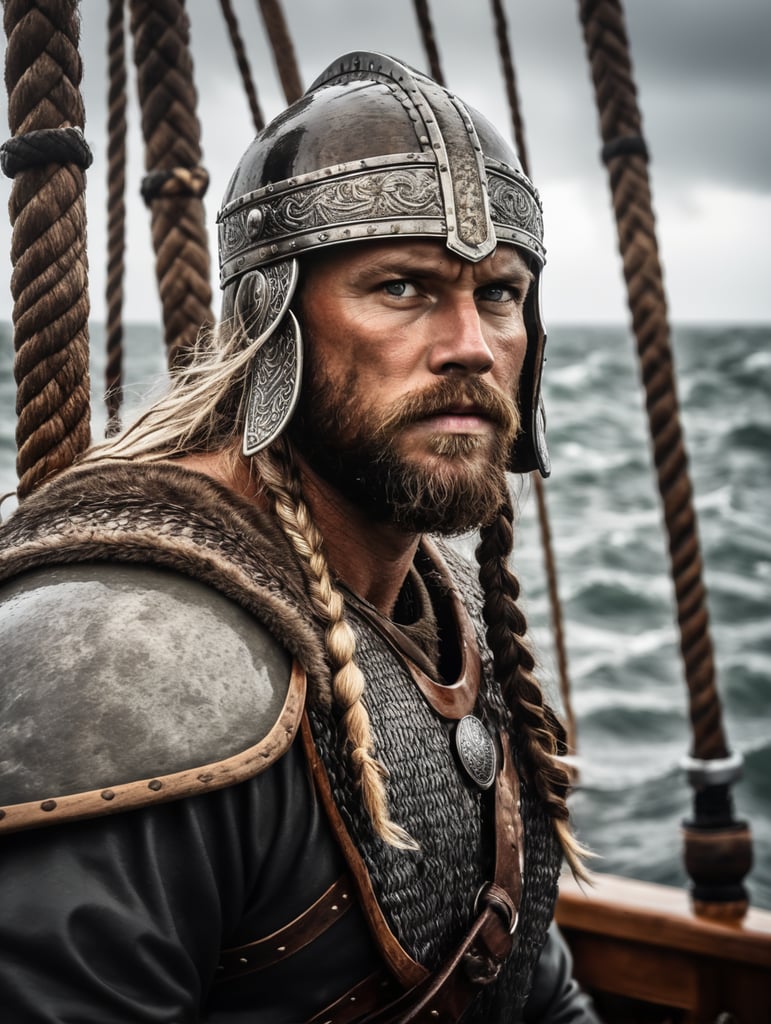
[217,51,550,475]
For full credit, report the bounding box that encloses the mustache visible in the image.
[374,376,520,438]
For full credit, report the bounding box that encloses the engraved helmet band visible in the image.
[218,51,549,474]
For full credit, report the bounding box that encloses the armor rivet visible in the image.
[197,772,214,783]
[239,957,248,965]
[41,799,57,812]
[266,184,274,193]
[433,143,441,150]
[237,257,244,267]
[366,226,376,235]
[350,996,356,1002]
[270,244,278,254]
[342,893,349,899]
[246,207,264,239]
[390,225,400,233]
[148,780,163,791]
[101,789,115,801]
[331,904,338,911]
[343,229,350,237]
[318,233,328,241]
[277,945,286,952]
[440,164,448,172]
[419,136,429,145]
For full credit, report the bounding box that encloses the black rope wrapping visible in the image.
[0,125,93,177]
[601,133,649,163]
[140,164,210,205]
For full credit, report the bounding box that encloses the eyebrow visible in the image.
[357,250,534,284]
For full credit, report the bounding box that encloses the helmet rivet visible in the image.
[318,233,328,241]
[246,207,264,239]
[367,226,376,234]
[419,136,429,145]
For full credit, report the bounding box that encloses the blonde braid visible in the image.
[256,439,417,851]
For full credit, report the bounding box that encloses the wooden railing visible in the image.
[556,872,771,1022]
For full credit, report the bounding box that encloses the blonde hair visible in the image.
[256,438,417,850]
[84,318,252,466]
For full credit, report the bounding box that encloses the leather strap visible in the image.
[351,738,523,1023]
[300,728,524,1023]
[307,970,402,1024]
[216,874,354,982]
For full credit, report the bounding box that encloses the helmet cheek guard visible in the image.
[217,51,550,475]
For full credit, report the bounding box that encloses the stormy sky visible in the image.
[0,0,769,325]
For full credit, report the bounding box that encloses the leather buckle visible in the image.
[473,882,519,935]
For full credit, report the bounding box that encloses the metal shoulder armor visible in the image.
[0,562,306,833]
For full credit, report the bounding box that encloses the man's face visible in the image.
[289,239,532,534]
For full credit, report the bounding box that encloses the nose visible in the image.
[427,295,495,376]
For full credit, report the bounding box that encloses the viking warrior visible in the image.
[0,53,598,1022]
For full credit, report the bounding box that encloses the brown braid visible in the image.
[476,496,589,879]
[255,439,418,851]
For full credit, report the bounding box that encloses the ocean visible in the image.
[1,320,769,911]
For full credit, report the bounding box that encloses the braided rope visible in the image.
[411,0,445,85]
[256,441,417,850]
[127,0,213,365]
[489,0,577,759]
[257,0,303,105]
[2,0,92,499]
[578,0,753,914]
[104,0,127,435]
[218,0,264,132]
[578,0,728,763]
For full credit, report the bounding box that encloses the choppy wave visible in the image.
[1,320,769,909]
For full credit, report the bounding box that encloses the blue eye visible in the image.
[384,280,418,297]
[480,285,515,303]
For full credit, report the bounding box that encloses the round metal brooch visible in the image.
[454,715,497,790]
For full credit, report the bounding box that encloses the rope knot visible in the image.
[600,134,649,164]
[141,165,210,205]
[0,126,93,178]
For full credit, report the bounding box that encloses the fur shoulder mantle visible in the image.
[0,460,327,679]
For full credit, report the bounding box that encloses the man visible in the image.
[0,52,598,1022]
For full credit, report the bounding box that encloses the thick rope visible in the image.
[104,0,126,435]
[412,0,444,85]
[490,0,577,759]
[218,0,264,133]
[128,0,213,365]
[256,0,302,105]
[2,0,92,499]
[578,0,726,762]
[578,0,751,914]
